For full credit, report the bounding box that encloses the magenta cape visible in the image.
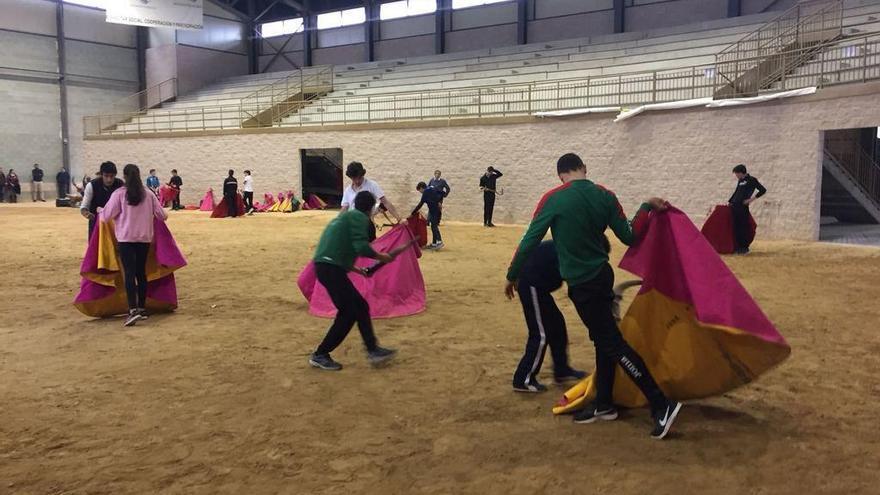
[701,204,757,254]
[73,219,187,317]
[554,207,789,413]
[199,189,215,211]
[297,225,426,319]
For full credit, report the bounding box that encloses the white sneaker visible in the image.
[123,310,143,327]
[433,241,444,249]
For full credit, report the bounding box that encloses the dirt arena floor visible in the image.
[1,204,879,494]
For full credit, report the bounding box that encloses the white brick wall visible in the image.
[83,87,880,240]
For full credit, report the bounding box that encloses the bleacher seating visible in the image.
[106,0,880,135]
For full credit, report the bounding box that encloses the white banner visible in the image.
[107,0,203,31]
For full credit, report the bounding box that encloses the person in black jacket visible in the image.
[729,164,767,254]
[168,169,183,210]
[56,166,70,199]
[80,161,123,239]
[479,166,503,227]
[411,182,445,249]
[223,169,238,217]
[31,164,45,202]
[512,240,587,393]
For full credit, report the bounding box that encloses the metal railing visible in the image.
[825,148,880,205]
[715,0,843,97]
[83,78,177,136]
[239,66,334,127]
[83,32,880,136]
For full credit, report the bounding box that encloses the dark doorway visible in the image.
[301,148,343,207]
[820,127,880,245]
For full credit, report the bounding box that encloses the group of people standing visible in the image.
[219,169,255,217]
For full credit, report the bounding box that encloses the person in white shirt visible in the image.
[339,162,403,240]
[242,169,254,213]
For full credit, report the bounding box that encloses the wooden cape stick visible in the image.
[358,236,420,277]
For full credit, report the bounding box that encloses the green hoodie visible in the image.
[507,179,651,287]
[313,210,378,269]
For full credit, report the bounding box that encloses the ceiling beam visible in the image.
[206,0,251,22]
[278,0,306,13]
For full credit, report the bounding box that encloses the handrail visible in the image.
[824,148,880,205]
[718,0,842,57]
[238,66,334,126]
[82,32,880,137]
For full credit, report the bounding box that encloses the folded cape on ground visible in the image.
[701,204,756,254]
[297,224,426,319]
[553,207,789,414]
[74,219,187,317]
[211,193,246,218]
[199,189,215,211]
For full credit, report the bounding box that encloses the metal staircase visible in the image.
[822,148,880,222]
[715,0,844,98]
[239,67,334,128]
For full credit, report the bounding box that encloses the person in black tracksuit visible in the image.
[223,170,238,217]
[729,164,767,254]
[512,240,587,393]
[479,166,503,227]
[412,182,445,248]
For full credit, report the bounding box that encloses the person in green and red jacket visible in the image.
[505,152,682,440]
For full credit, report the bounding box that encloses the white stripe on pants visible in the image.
[524,286,547,387]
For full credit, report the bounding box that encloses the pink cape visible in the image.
[73,219,187,317]
[199,189,215,211]
[700,204,757,254]
[297,225,426,319]
[553,207,789,413]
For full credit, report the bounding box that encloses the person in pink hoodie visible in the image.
[100,163,168,327]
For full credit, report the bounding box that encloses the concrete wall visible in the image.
[146,7,250,97]
[82,85,880,240]
[0,0,138,194]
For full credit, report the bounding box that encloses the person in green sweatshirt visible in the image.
[309,191,397,371]
[505,152,683,440]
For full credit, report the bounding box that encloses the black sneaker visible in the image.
[309,353,342,371]
[137,308,149,320]
[554,369,588,385]
[123,310,142,327]
[573,402,619,424]
[367,346,397,366]
[650,401,683,440]
[512,381,548,393]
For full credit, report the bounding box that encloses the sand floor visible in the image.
[1,204,879,495]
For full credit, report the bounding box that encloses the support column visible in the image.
[56,0,71,173]
[303,11,313,66]
[365,0,376,62]
[435,0,447,55]
[727,0,742,17]
[136,27,147,91]
[247,0,259,74]
[613,0,625,34]
[516,0,527,45]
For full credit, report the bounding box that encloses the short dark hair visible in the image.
[346,161,366,179]
[353,190,376,213]
[557,153,585,174]
[244,169,251,175]
[487,166,495,172]
[171,169,178,174]
[416,181,427,191]
[732,164,748,174]
[100,161,117,175]
[228,169,234,176]
[149,168,156,173]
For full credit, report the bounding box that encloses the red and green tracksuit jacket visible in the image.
[507,179,651,287]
